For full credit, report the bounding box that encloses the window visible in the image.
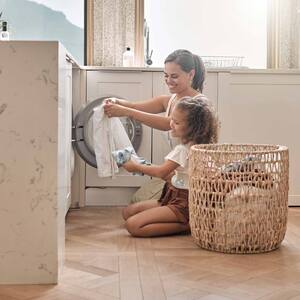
[0,0,85,64]
[144,0,267,68]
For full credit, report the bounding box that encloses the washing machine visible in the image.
[72,69,153,206]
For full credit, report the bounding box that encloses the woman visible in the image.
[104,49,209,201]
[103,49,206,148]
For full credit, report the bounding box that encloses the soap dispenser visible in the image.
[122,47,134,67]
[0,21,10,41]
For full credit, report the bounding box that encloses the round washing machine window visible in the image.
[73,96,142,168]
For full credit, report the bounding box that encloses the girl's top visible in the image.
[165,143,190,189]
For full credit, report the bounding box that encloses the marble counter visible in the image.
[0,41,72,284]
[81,65,300,74]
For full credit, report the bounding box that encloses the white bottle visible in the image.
[0,21,9,41]
[122,47,134,67]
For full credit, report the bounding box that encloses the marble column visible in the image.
[0,41,71,284]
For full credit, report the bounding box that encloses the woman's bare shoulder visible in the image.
[153,94,172,109]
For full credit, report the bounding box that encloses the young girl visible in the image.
[121,96,218,237]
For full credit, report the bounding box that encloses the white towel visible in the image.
[93,104,136,177]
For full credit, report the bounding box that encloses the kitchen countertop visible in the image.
[81,65,300,74]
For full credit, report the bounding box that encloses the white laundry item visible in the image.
[93,104,136,177]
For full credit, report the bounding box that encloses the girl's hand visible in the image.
[122,160,139,172]
[103,102,129,118]
[162,171,175,183]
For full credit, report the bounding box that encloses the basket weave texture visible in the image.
[189,144,289,254]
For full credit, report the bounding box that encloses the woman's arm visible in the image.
[113,95,170,113]
[103,95,172,130]
[123,159,178,179]
[127,108,171,130]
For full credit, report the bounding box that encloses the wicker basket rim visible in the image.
[190,143,288,154]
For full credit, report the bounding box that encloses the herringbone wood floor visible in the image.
[1,207,300,300]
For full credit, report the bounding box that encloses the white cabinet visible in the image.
[84,70,153,205]
[203,71,218,109]
[152,69,300,205]
[81,68,300,206]
[86,70,152,187]
[218,71,300,205]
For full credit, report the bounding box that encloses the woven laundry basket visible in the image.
[189,144,289,254]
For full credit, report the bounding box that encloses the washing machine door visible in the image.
[72,96,142,168]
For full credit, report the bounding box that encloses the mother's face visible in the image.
[164,62,195,94]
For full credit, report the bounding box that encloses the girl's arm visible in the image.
[103,95,172,131]
[123,159,178,179]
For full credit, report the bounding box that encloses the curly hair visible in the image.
[175,96,219,145]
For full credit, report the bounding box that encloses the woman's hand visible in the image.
[103,102,128,118]
[122,160,139,172]
[104,97,119,104]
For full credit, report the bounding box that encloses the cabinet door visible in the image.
[203,72,218,109]
[218,72,300,205]
[151,71,218,164]
[86,70,153,187]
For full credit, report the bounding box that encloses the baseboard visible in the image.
[288,195,300,207]
[85,187,139,206]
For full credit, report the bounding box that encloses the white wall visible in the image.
[145,0,267,68]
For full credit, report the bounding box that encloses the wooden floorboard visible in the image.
[0,207,300,300]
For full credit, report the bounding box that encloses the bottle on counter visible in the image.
[0,21,10,41]
[122,47,134,67]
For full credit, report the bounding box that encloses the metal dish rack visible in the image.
[201,56,244,68]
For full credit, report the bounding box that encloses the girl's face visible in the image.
[170,107,188,139]
[164,62,195,94]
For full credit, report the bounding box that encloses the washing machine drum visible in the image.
[73,96,142,168]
